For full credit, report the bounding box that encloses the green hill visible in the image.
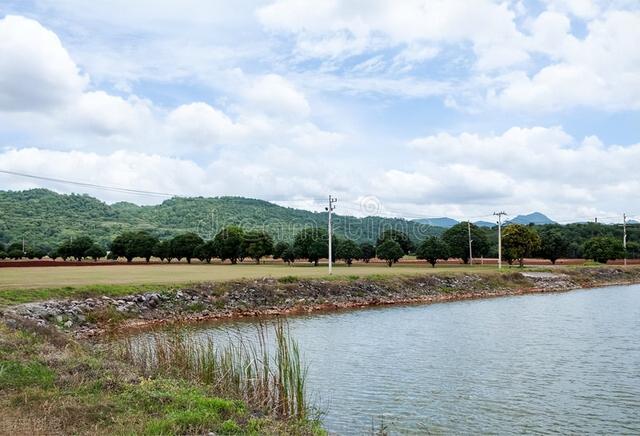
[0,189,443,250]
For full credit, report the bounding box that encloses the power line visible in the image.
[0,169,176,198]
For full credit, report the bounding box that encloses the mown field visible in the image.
[0,262,500,292]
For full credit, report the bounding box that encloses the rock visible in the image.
[64,320,73,328]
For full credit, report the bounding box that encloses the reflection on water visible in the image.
[130,285,640,434]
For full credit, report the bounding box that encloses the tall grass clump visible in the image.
[118,320,312,421]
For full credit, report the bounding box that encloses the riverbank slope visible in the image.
[5,267,640,337]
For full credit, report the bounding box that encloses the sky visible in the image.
[0,0,639,224]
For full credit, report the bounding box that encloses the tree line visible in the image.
[0,222,634,266]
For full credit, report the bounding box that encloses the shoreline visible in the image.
[5,267,640,338]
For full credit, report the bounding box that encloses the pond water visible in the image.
[129,285,640,434]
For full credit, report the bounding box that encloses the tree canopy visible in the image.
[213,226,244,264]
[170,232,204,263]
[416,236,450,267]
[442,222,489,263]
[583,236,624,263]
[376,229,414,254]
[502,224,541,267]
[537,227,569,264]
[336,239,362,266]
[242,230,274,264]
[376,239,404,267]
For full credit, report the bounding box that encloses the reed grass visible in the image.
[117,320,312,421]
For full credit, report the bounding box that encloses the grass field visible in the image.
[0,262,503,292]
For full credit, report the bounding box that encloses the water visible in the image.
[131,285,640,434]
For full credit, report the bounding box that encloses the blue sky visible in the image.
[0,0,639,224]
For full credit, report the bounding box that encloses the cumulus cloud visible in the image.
[0,15,341,154]
[406,126,640,220]
[489,9,640,111]
[0,15,88,111]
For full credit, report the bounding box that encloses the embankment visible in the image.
[4,267,640,338]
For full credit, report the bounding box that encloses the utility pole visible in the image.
[326,195,337,275]
[22,237,26,256]
[623,213,628,267]
[494,211,507,270]
[467,221,473,265]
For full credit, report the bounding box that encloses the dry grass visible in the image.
[0,262,503,291]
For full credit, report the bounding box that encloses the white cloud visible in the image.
[166,102,247,147]
[490,9,640,111]
[0,15,88,111]
[258,0,529,70]
[406,126,640,220]
[243,74,311,119]
[542,0,600,19]
[0,15,341,154]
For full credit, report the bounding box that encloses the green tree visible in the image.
[442,222,489,264]
[416,236,450,267]
[359,242,375,263]
[68,236,94,261]
[111,231,159,262]
[273,241,289,260]
[583,236,624,263]
[626,241,640,259]
[8,248,23,259]
[242,230,274,264]
[376,229,414,254]
[171,232,204,263]
[282,246,296,265]
[84,244,106,261]
[152,240,173,262]
[336,239,362,266]
[537,227,570,264]
[293,227,330,266]
[0,250,6,260]
[376,239,404,267]
[111,232,136,262]
[131,231,159,262]
[502,224,541,267]
[213,226,244,264]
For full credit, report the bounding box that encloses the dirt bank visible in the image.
[4,267,640,338]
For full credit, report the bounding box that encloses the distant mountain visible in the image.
[413,217,459,228]
[507,212,555,225]
[474,220,495,228]
[0,189,443,249]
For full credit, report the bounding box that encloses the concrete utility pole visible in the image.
[494,211,507,270]
[467,221,473,265]
[326,195,337,275]
[623,213,628,267]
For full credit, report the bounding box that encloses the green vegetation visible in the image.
[120,321,312,421]
[536,227,570,264]
[0,324,322,434]
[442,222,490,264]
[0,189,440,250]
[376,240,404,266]
[502,224,541,267]
[376,229,415,254]
[335,239,362,266]
[583,236,624,264]
[416,236,450,267]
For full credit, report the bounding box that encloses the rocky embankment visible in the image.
[4,267,640,338]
